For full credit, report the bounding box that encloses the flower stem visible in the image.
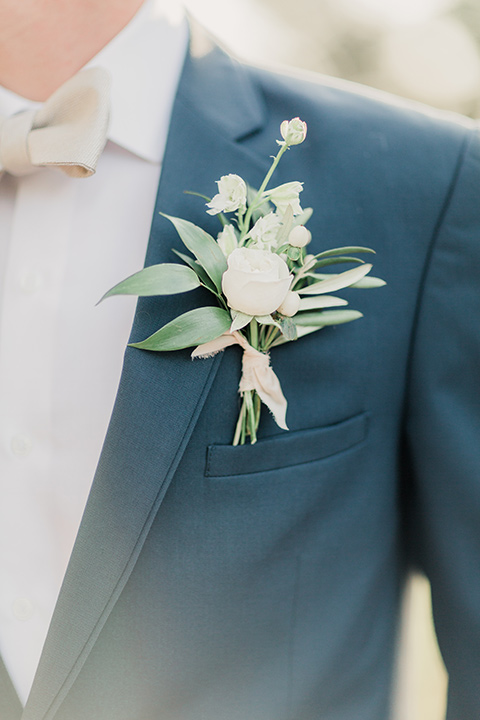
[245,390,257,444]
[249,318,259,350]
[240,403,247,444]
[233,397,246,446]
[243,143,289,231]
[232,389,263,445]
[264,326,280,351]
[254,391,261,420]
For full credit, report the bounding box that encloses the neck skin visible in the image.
[0,0,145,100]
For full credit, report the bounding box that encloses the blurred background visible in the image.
[185,0,480,117]
[182,0,473,717]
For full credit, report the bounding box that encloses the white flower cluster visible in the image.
[106,116,380,446]
[204,120,313,318]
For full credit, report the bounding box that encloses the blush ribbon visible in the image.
[192,331,288,430]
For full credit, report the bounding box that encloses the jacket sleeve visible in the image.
[405,123,480,718]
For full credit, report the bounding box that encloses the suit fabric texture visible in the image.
[7,31,480,720]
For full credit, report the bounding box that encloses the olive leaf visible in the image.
[230,311,252,332]
[129,306,231,352]
[313,246,375,259]
[100,263,200,302]
[161,214,227,292]
[255,314,282,330]
[298,295,348,311]
[311,256,365,269]
[172,249,218,294]
[299,264,372,295]
[295,309,363,326]
[351,275,386,289]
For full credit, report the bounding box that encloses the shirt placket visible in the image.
[0,169,75,699]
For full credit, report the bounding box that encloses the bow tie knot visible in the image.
[0,67,111,178]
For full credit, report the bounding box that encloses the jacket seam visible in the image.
[401,126,477,432]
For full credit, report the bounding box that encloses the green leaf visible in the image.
[183,190,212,202]
[297,325,321,338]
[292,207,313,227]
[275,204,294,246]
[129,306,231,352]
[270,324,320,347]
[278,315,298,341]
[230,311,252,332]
[351,275,386,289]
[313,246,375,259]
[311,256,365,269]
[295,309,363,326]
[299,264,372,295]
[172,249,217,294]
[255,314,282,329]
[100,263,201,302]
[298,295,348,311]
[162,214,227,292]
[287,246,301,261]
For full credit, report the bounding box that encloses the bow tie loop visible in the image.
[0,67,111,179]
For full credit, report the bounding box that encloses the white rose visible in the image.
[222,247,292,316]
[263,181,303,216]
[247,212,282,250]
[277,290,301,317]
[288,225,312,248]
[217,225,238,256]
[206,174,247,215]
[280,118,307,146]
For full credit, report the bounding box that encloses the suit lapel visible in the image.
[22,33,267,720]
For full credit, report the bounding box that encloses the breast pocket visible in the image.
[205,411,369,478]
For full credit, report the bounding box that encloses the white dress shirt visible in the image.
[0,0,188,704]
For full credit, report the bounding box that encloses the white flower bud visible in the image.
[206,174,247,215]
[280,118,307,146]
[288,225,312,248]
[217,225,238,257]
[277,290,301,317]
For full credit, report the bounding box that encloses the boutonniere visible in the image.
[101,118,384,445]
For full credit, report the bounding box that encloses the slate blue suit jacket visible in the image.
[4,28,480,720]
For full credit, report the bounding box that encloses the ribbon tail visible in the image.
[252,365,288,430]
[238,343,288,430]
[192,333,237,359]
[194,329,289,431]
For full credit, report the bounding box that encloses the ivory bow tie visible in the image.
[0,67,111,178]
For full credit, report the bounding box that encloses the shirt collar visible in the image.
[89,0,188,163]
[0,0,189,165]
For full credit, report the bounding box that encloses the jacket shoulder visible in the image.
[242,59,477,184]
[246,59,475,141]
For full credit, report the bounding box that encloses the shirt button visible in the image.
[19,269,43,295]
[12,598,34,621]
[11,434,32,458]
